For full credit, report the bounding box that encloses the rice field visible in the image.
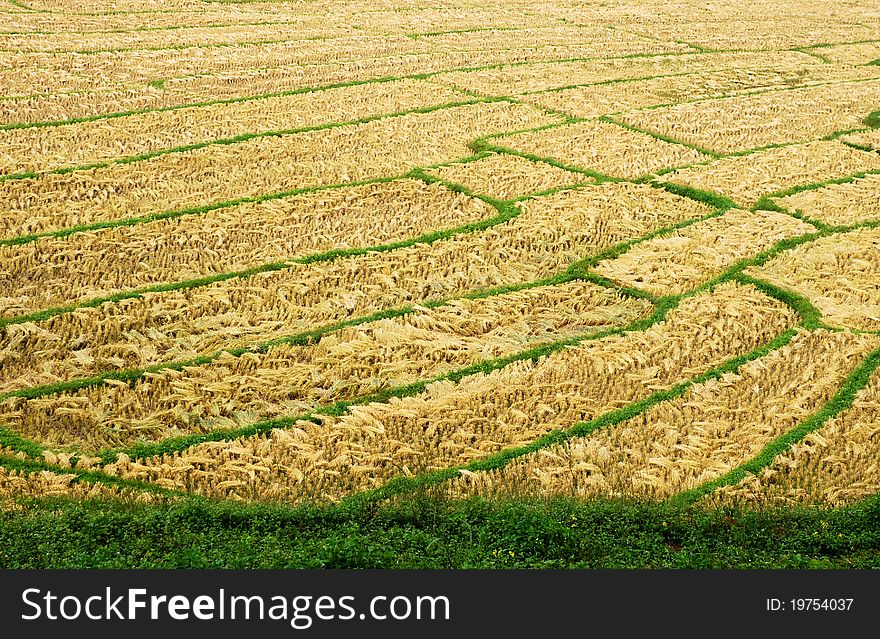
[2,0,880,536]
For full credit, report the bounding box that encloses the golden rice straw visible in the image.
[451,329,878,501]
[6,34,439,88]
[746,226,880,331]
[0,24,360,53]
[0,7,336,32]
[0,467,162,506]
[432,51,818,96]
[24,0,207,10]
[0,180,496,314]
[659,141,880,206]
[705,367,880,508]
[346,6,541,32]
[495,120,710,179]
[808,42,880,65]
[0,281,652,449]
[773,173,880,227]
[593,209,814,296]
[525,65,880,119]
[0,101,560,239]
[0,66,124,98]
[841,129,880,152]
[620,79,880,154]
[610,18,879,51]
[0,79,465,175]
[0,182,710,393]
[0,47,595,125]
[102,282,798,502]
[0,87,177,127]
[419,25,687,56]
[425,153,588,200]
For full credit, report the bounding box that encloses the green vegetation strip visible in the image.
[671,347,880,506]
[2,491,879,568]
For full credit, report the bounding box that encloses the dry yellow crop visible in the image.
[0,9,319,32]
[614,18,878,50]
[5,0,879,512]
[772,173,880,227]
[0,182,709,393]
[102,282,798,502]
[809,42,880,65]
[6,35,438,90]
[523,65,880,119]
[0,24,361,54]
[841,129,880,151]
[0,281,652,449]
[0,179,496,314]
[0,79,467,175]
[746,226,880,331]
[593,209,815,296]
[0,467,161,506]
[343,6,544,33]
[705,368,880,508]
[0,66,120,98]
[0,87,177,127]
[659,141,880,206]
[492,120,710,179]
[418,25,688,56]
[450,329,878,501]
[0,101,559,239]
[425,154,588,200]
[620,80,880,153]
[432,51,817,96]
[23,0,207,10]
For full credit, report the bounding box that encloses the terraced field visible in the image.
[2,0,880,553]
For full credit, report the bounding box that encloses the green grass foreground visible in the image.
[1,493,878,568]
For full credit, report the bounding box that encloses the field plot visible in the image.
[771,173,880,226]
[746,227,880,331]
[488,120,711,179]
[706,366,880,507]
[658,141,880,206]
[2,0,880,550]
[619,80,880,154]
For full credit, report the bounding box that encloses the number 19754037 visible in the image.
[766,598,853,612]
